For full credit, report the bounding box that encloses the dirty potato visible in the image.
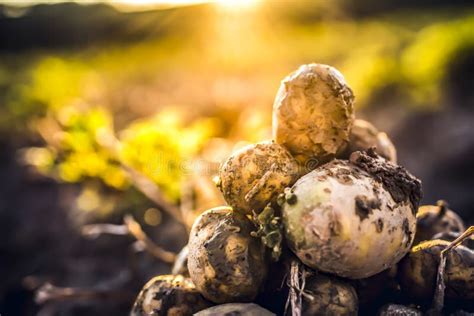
[339,119,397,163]
[187,207,268,303]
[398,239,474,301]
[218,141,300,214]
[282,149,422,279]
[414,200,465,245]
[302,274,359,316]
[130,275,212,316]
[273,63,354,165]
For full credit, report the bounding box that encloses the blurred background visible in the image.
[0,0,473,314]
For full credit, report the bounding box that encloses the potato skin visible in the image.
[282,151,421,279]
[273,63,354,165]
[218,141,299,214]
[187,207,268,303]
[414,202,465,245]
[130,275,212,316]
[398,239,474,301]
[339,119,397,163]
[302,274,358,316]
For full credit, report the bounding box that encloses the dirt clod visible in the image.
[350,148,422,212]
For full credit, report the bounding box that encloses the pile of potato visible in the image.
[131,64,473,316]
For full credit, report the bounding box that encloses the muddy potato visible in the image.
[272,63,354,165]
[282,149,422,279]
[339,119,397,163]
[302,274,359,316]
[218,141,300,214]
[187,207,268,303]
[195,303,275,316]
[398,239,474,301]
[414,200,465,245]
[377,304,422,316]
[130,275,212,316]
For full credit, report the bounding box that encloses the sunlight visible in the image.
[110,0,210,11]
[4,0,262,13]
[214,0,260,11]
[113,0,261,12]
[4,0,211,11]
[116,0,208,6]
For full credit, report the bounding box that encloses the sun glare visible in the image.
[124,0,209,5]
[120,0,261,9]
[113,0,260,12]
[110,0,209,11]
[214,0,260,11]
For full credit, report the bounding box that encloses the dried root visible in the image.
[431,226,474,313]
[82,215,176,263]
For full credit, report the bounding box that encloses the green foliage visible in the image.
[22,106,216,200]
[119,111,216,200]
[55,107,129,189]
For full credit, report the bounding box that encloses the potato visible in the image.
[377,304,422,316]
[130,275,212,316]
[218,141,300,214]
[195,303,275,316]
[398,239,474,301]
[339,119,397,163]
[187,207,268,303]
[282,149,422,279]
[414,200,465,245]
[302,274,358,316]
[272,63,354,165]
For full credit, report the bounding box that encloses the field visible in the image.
[0,1,473,314]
